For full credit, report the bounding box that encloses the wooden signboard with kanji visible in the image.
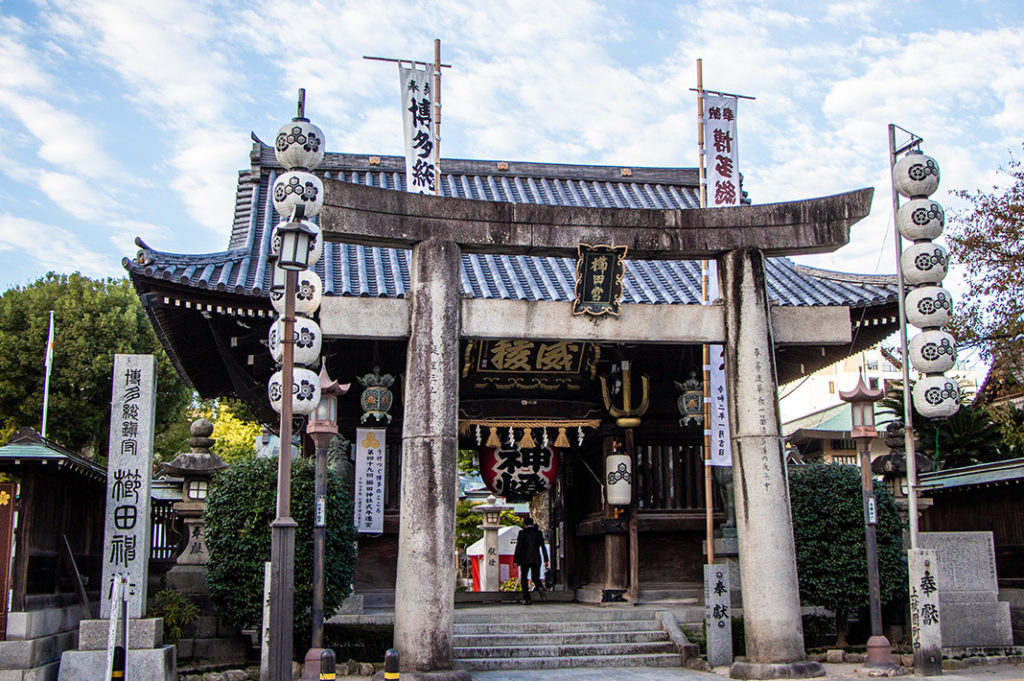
[0,482,17,641]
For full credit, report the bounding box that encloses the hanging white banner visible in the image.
[708,343,733,466]
[399,66,438,195]
[703,94,740,207]
[354,428,386,534]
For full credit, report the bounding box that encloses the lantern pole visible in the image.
[269,268,297,681]
[888,124,922,550]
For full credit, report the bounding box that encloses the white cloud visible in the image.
[41,0,250,234]
[0,213,113,277]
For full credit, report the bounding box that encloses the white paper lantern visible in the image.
[272,171,323,220]
[274,118,325,170]
[270,269,322,317]
[912,375,960,420]
[605,453,632,506]
[267,367,322,416]
[268,317,322,366]
[905,286,953,329]
[893,151,940,198]
[900,242,949,285]
[909,330,957,374]
[271,218,322,267]
[896,199,945,241]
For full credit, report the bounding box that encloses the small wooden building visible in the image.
[0,428,105,619]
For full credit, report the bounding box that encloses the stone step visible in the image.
[453,652,681,671]
[453,620,663,635]
[454,608,660,624]
[453,641,677,659]
[0,631,75,670]
[637,588,702,603]
[0,659,60,681]
[453,630,669,646]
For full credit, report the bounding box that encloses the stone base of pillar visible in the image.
[864,635,898,668]
[301,647,327,680]
[372,671,472,681]
[730,660,825,679]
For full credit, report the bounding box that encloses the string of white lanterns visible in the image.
[267,90,326,417]
[893,150,960,419]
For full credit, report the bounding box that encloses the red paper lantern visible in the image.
[479,446,559,500]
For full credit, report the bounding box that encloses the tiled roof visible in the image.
[126,142,898,308]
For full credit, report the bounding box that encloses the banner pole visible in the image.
[41,310,54,437]
[697,58,715,566]
[433,38,442,195]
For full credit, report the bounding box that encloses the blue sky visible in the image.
[2,0,1023,292]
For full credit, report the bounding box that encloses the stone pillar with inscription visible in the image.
[393,238,469,679]
[59,354,175,681]
[720,250,823,680]
[907,549,942,676]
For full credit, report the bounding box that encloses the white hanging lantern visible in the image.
[896,198,945,241]
[912,375,960,419]
[268,367,322,416]
[268,317,323,366]
[271,218,322,268]
[605,453,632,506]
[905,286,953,329]
[273,171,324,220]
[271,269,322,316]
[900,242,949,285]
[274,118,325,171]
[893,150,940,198]
[909,330,957,374]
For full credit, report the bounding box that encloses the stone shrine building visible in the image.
[125,139,899,674]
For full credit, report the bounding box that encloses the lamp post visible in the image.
[303,365,349,677]
[266,89,326,681]
[839,373,896,669]
[476,495,509,592]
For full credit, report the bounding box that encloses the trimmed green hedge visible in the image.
[789,463,906,629]
[204,456,357,640]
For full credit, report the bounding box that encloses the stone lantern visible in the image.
[476,495,510,592]
[163,418,228,599]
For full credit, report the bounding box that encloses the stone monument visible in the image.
[919,531,1013,647]
[59,354,175,681]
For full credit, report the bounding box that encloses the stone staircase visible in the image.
[452,606,687,671]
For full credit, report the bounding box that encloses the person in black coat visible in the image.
[512,517,548,604]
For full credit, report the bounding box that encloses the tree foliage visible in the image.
[946,147,1024,364]
[204,457,356,645]
[789,463,906,638]
[0,272,190,458]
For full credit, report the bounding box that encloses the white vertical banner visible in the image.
[703,94,740,207]
[399,66,438,195]
[354,428,386,534]
[100,354,156,618]
[708,343,733,466]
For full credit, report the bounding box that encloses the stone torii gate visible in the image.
[319,181,874,678]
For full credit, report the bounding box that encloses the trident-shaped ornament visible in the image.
[600,360,650,428]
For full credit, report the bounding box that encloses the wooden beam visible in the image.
[320,180,874,259]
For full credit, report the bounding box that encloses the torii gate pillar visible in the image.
[721,248,824,679]
[392,238,466,677]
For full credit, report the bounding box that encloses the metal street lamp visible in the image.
[839,372,896,669]
[303,365,349,676]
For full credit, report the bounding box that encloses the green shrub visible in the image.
[147,588,200,643]
[789,462,907,644]
[204,456,357,645]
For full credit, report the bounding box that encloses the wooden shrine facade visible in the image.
[126,141,900,671]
